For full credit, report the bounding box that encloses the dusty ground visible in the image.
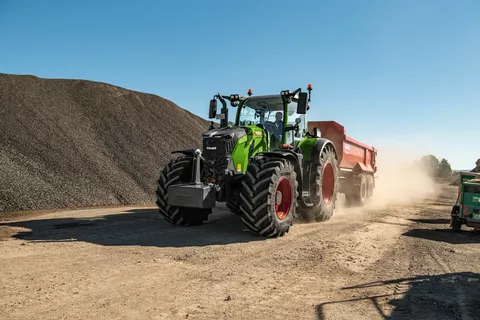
[1,183,479,320]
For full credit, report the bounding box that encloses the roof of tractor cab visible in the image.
[241,94,299,111]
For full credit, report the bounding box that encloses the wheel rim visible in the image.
[275,177,292,220]
[322,163,335,206]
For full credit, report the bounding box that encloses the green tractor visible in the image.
[155,85,339,237]
[450,172,480,232]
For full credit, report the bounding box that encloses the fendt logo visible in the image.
[206,146,217,150]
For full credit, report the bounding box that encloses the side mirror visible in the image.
[209,99,217,119]
[297,92,308,114]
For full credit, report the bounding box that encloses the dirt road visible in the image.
[1,183,479,320]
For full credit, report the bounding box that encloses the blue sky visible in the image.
[1,0,478,169]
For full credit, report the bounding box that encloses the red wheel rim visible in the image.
[322,163,335,206]
[274,177,292,220]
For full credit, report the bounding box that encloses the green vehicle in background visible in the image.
[450,172,480,232]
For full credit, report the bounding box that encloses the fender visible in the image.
[255,150,303,173]
[171,149,197,157]
[309,138,338,165]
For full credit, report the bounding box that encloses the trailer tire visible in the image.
[345,173,367,207]
[156,156,212,226]
[238,157,298,237]
[299,143,339,222]
[366,174,374,199]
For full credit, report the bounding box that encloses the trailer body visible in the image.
[308,120,377,203]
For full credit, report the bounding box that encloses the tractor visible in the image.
[155,85,340,237]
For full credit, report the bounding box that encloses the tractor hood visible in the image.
[202,126,247,140]
[202,126,248,161]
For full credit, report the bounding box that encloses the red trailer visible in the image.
[308,121,377,207]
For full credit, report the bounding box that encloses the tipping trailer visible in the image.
[308,121,377,206]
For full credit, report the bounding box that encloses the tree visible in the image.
[418,154,453,180]
[420,154,440,178]
[438,158,452,178]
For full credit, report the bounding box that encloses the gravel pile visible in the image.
[0,72,210,213]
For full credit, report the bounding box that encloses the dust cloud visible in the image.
[367,149,438,208]
[333,144,440,218]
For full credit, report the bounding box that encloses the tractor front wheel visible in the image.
[155,156,212,226]
[239,157,298,237]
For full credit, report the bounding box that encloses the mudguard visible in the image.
[309,138,337,164]
[171,149,197,157]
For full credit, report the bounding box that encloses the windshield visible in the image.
[237,96,283,126]
[237,95,307,144]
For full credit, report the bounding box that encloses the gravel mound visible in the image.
[0,72,210,213]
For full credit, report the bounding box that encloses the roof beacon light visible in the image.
[307,84,312,104]
[247,89,252,96]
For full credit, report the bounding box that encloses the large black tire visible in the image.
[239,157,298,237]
[450,205,462,232]
[345,173,367,208]
[155,156,212,226]
[298,144,339,222]
[226,199,241,215]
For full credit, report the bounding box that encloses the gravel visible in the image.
[0,72,210,213]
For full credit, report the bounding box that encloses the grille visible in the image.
[203,136,235,160]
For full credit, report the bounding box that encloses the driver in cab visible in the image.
[272,111,283,141]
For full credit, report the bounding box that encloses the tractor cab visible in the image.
[451,172,480,232]
[208,86,311,151]
[235,94,307,149]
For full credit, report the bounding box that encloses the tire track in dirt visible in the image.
[424,241,473,320]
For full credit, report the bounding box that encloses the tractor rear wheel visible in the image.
[155,156,212,226]
[239,157,298,237]
[298,143,339,222]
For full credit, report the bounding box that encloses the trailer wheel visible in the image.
[366,174,374,199]
[238,157,298,237]
[299,143,339,222]
[156,156,212,226]
[345,173,368,207]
